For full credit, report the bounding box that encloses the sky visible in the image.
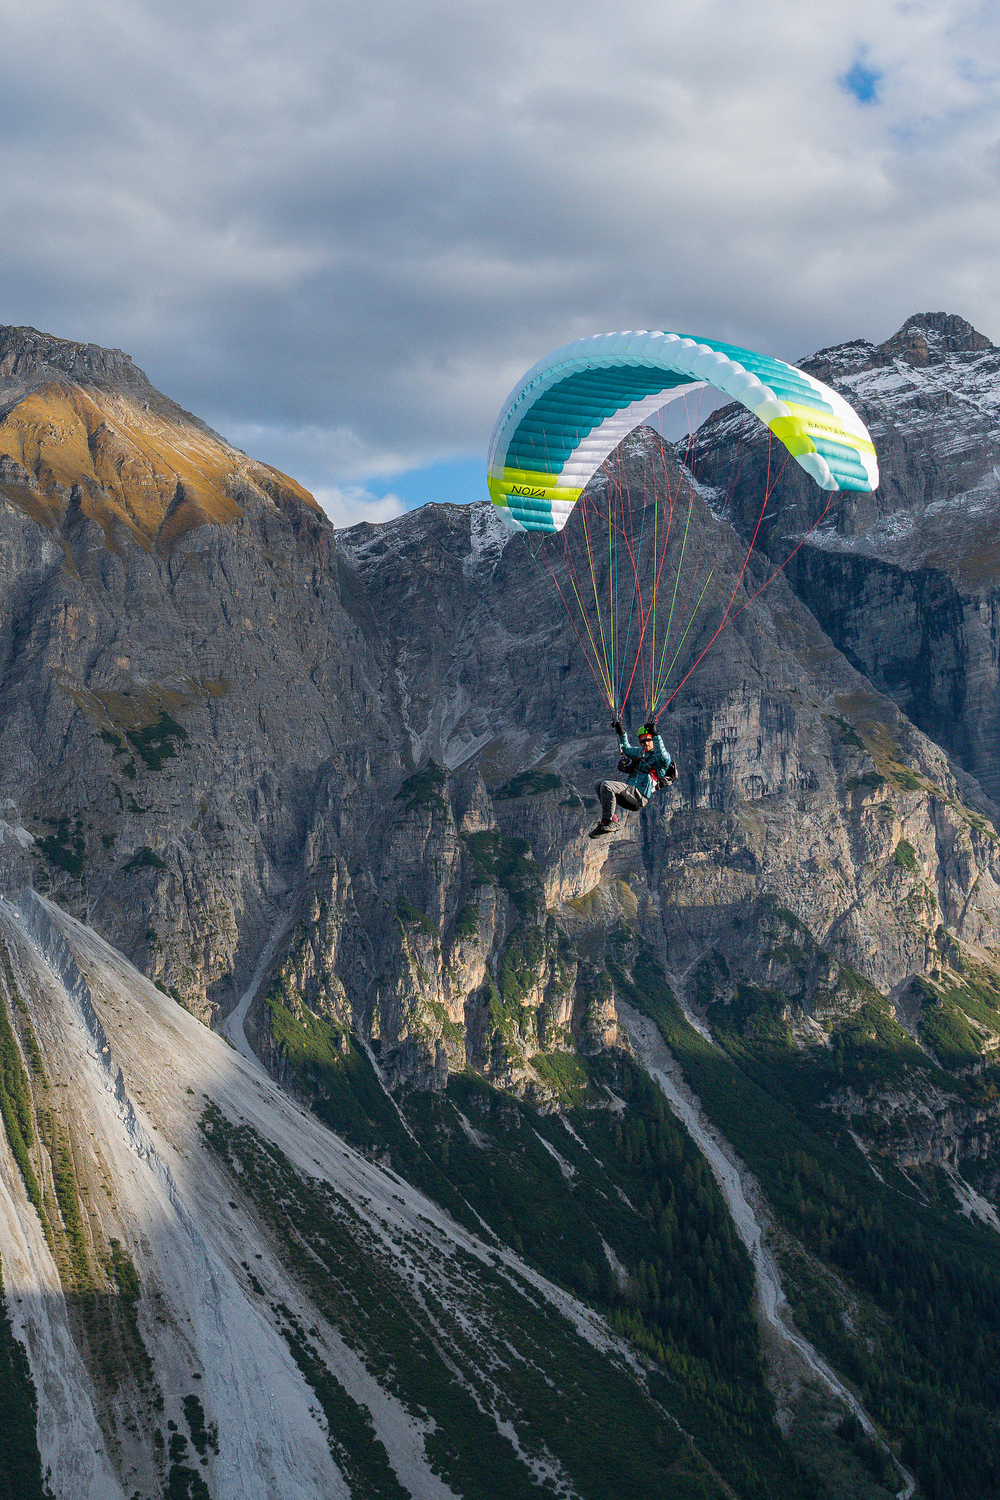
[1,0,998,526]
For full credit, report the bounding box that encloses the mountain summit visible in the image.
[0,324,163,400]
[876,310,994,365]
[804,310,995,383]
[0,323,317,551]
[3,317,1000,1498]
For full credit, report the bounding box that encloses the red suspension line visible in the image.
[662,435,794,709]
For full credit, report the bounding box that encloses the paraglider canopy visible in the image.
[488,330,879,534]
[486,328,880,719]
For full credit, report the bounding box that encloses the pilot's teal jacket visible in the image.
[616,728,672,802]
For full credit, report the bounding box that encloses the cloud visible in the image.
[310,484,405,529]
[1,1,999,495]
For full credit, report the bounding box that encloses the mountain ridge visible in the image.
[0,323,319,553]
[0,324,217,430]
[2,314,1000,1498]
[802,310,995,381]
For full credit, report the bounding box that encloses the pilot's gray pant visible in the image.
[595,780,646,822]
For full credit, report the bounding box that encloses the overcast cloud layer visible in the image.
[1,1,998,520]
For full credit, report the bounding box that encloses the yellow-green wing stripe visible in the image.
[488,330,879,533]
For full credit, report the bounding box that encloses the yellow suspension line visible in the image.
[654,568,715,711]
[568,569,615,707]
[653,496,694,707]
[580,503,614,704]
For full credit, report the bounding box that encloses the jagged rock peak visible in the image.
[875,311,994,366]
[803,311,994,383]
[0,322,223,443]
[0,324,151,395]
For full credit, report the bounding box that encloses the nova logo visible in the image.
[510,485,545,498]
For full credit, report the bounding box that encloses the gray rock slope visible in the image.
[1,315,1000,1147]
[687,312,1000,802]
[7,320,1000,1500]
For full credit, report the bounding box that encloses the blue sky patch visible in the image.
[387,457,484,512]
[840,57,882,104]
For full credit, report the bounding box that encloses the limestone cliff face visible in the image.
[686,312,1000,801]
[0,325,393,1025]
[0,325,317,550]
[5,319,1000,1183]
[325,466,1000,1135]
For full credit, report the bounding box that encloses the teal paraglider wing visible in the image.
[487,331,879,533]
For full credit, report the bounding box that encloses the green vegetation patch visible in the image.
[274,1303,406,1500]
[892,838,918,872]
[528,1049,591,1107]
[827,714,866,752]
[844,771,888,794]
[464,830,542,918]
[166,1427,210,1500]
[911,974,999,1068]
[50,1133,89,1288]
[823,995,927,1090]
[917,993,981,1068]
[125,709,188,771]
[108,1237,141,1305]
[0,1255,45,1500]
[396,896,436,936]
[453,903,478,940]
[718,984,794,1052]
[494,769,561,800]
[100,1239,154,1389]
[0,998,45,1225]
[496,924,545,1015]
[35,816,86,877]
[182,1394,218,1459]
[394,761,447,819]
[266,999,360,1132]
[124,845,167,874]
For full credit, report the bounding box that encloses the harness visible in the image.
[618,751,670,792]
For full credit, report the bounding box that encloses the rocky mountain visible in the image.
[2,318,1000,1498]
[687,312,1000,801]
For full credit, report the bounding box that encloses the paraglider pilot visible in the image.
[590,719,676,837]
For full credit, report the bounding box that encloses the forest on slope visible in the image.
[2,317,1000,1496]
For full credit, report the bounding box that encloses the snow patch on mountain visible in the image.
[808,466,1000,571]
[841,354,1000,443]
[463,499,511,577]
